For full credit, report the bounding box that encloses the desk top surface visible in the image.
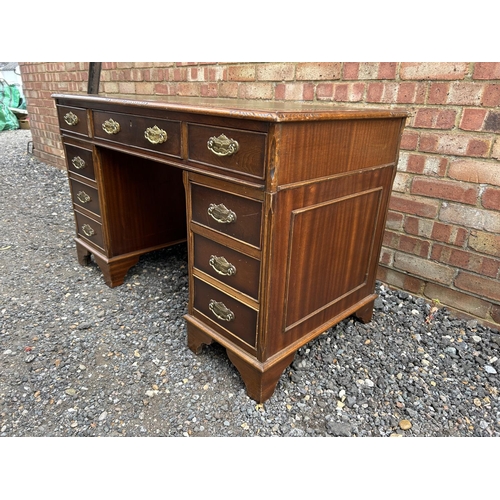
[53,93,408,123]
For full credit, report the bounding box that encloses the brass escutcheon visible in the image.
[71,156,86,169]
[76,191,91,204]
[207,134,239,157]
[207,203,237,224]
[81,224,95,237]
[209,299,235,322]
[64,112,79,126]
[209,255,237,276]
[144,125,168,144]
[102,118,121,135]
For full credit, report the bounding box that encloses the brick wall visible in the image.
[18,62,500,329]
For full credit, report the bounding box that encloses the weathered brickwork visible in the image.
[18,62,500,329]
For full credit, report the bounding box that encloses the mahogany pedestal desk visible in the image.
[53,94,407,403]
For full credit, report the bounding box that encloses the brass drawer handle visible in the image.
[209,255,237,276]
[102,118,121,135]
[207,134,239,157]
[64,112,79,126]
[76,191,91,204]
[208,203,237,224]
[209,299,235,322]
[145,125,168,144]
[71,156,86,169]
[81,224,95,237]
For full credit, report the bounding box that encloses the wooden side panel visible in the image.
[263,165,395,356]
[277,118,404,185]
[284,188,382,329]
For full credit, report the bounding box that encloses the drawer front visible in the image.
[69,179,100,216]
[93,111,181,157]
[191,183,262,248]
[194,277,257,348]
[74,211,104,250]
[188,124,266,180]
[65,144,95,180]
[57,106,89,136]
[194,234,260,300]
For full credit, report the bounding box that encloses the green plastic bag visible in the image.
[0,102,19,130]
[0,79,21,108]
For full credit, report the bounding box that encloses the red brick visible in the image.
[366,82,398,103]
[394,252,456,284]
[460,108,488,131]
[377,267,425,295]
[404,215,431,238]
[398,153,447,176]
[343,63,359,79]
[482,187,500,211]
[380,247,394,265]
[400,62,468,80]
[378,63,398,79]
[255,63,294,81]
[384,231,431,257]
[200,83,218,97]
[227,65,255,81]
[176,82,200,96]
[431,244,500,277]
[396,83,423,104]
[431,222,468,247]
[410,178,478,205]
[448,82,484,105]
[455,272,500,302]
[366,82,383,102]
[238,83,273,100]
[467,138,490,157]
[275,83,314,101]
[419,132,491,157]
[482,84,500,106]
[400,131,419,150]
[295,63,341,80]
[316,83,333,99]
[439,203,492,231]
[469,231,500,257]
[332,83,365,102]
[428,83,451,104]
[484,111,500,132]
[448,159,500,186]
[389,193,440,218]
[414,108,457,129]
[424,282,491,319]
[473,63,500,80]
[491,305,500,325]
[386,210,404,230]
[493,138,500,161]
[219,82,239,98]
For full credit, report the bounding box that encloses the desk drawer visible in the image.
[191,183,262,248]
[69,179,100,216]
[194,277,257,348]
[193,233,260,300]
[65,143,95,180]
[93,111,181,157]
[188,124,266,180]
[57,106,89,137]
[74,211,104,250]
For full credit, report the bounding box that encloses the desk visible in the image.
[53,94,407,402]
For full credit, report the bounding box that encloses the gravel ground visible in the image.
[1,128,499,438]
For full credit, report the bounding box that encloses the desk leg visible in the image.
[74,239,139,287]
[353,295,376,324]
[226,350,295,404]
[92,254,140,288]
